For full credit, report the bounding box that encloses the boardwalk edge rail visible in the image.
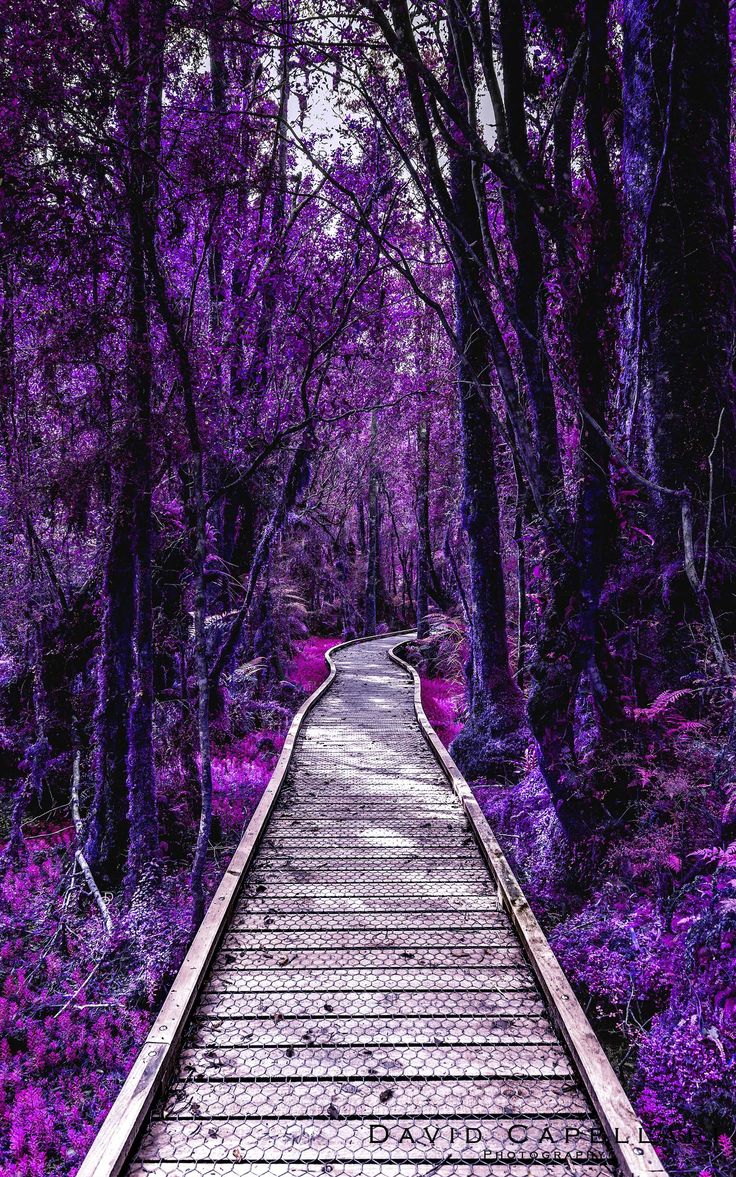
[389,639,669,1177]
[77,629,413,1177]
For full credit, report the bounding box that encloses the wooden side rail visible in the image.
[77,629,413,1177]
[389,640,669,1177]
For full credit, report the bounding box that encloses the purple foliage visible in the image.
[0,840,155,1175]
[419,665,736,1177]
[420,676,464,750]
[0,639,330,1175]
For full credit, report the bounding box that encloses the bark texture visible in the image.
[623,0,736,575]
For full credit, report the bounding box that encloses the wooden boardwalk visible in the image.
[86,635,665,1177]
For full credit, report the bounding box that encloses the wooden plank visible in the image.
[389,641,669,1177]
[255,850,480,862]
[204,966,537,992]
[176,1041,572,1080]
[248,862,491,877]
[222,928,518,949]
[233,895,502,912]
[259,840,475,854]
[163,1076,589,1117]
[128,1163,615,1177]
[240,881,495,897]
[265,818,468,833]
[136,1116,612,1164]
[186,1013,557,1046]
[214,947,526,968]
[196,989,547,1019]
[228,910,507,931]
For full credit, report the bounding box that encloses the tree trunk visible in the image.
[142,230,215,928]
[572,0,630,789]
[123,0,166,893]
[364,411,379,636]
[136,141,218,923]
[207,0,228,335]
[498,0,565,507]
[189,452,214,928]
[511,448,528,688]
[239,2,291,430]
[415,410,430,640]
[125,198,159,892]
[622,0,736,678]
[441,17,526,781]
[448,257,526,782]
[88,488,136,885]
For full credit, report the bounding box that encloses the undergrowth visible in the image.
[410,633,736,1177]
[0,637,332,1176]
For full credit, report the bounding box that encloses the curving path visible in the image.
[127,636,621,1176]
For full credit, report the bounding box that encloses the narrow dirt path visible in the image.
[128,635,616,1176]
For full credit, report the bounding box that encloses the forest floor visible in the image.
[0,636,333,1177]
[411,643,736,1177]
